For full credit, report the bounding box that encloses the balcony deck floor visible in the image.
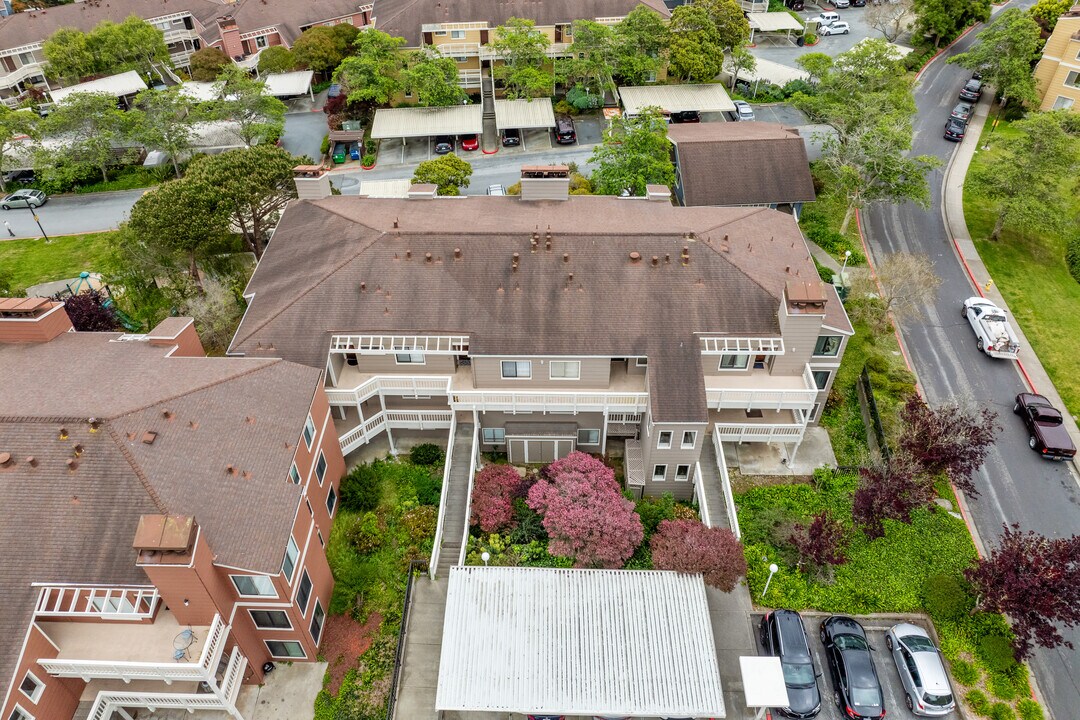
[41,609,210,663]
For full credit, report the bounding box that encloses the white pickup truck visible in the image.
[963,297,1020,359]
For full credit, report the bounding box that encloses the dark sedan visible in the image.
[820,616,885,720]
[950,102,973,122]
[433,135,454,154]
[959,79,982,102]
[761,610,822,718]
[944,117,966,142]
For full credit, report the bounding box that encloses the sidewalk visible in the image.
[940,97,1080,472]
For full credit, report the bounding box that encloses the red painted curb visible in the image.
[481,147,499,155]
[914,22,980,81]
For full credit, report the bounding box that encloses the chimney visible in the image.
[519,165,570,201]
[0,298,73,344]
[645,184,672,203]
[142,431,158,445]
[454,247,462,260]
[217,16,244,60]
[408,183,438,200]
[293,165,332,200]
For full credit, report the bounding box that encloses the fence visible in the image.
[386,559,429,720]
[858,365,892,462]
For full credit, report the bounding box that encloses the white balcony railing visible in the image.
[340,410,455,455]
[700,336,785,355]
[706,365,818,411]
[712,431,741,540]
[713,420,807,444]
[34,585,159,620]
[458,424,480,566]
[39,614,228,684]
[330,334,469,354]
[450,390,648,414]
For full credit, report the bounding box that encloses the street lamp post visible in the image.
[761,563,779,600]
[26,204,48,242]
[481,551,490,567]
[839,250,852,287]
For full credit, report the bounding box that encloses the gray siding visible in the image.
[471,356,612,389]
[476,410,606,453]
[774,305,824,375]
[641,419,706,495]
[349,352,457,375]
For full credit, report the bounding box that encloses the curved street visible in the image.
[861,8,1080,718]
[0,188,143,239]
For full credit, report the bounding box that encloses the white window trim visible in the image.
[635,357,648,367]
[315,451,327,486]
[681,431,697,449]
[296,570,312,616]
[249,608,293,631]
[326,486,337,517]
[717,354,750,371]
[813,370,832,390]
[577,428,600,445]
[264,639,306,659]
[310,599,326,644]
[394,351,425,364]
[813,335,842,357]
[282,537,299,583]
[289,463,301,484]
[549,360,581,380]
[1064,70,1080,89]
[657,431,672,450]
[231,574,277,598]
[19,672,45,704]
[9,705,35,720]
[434,30,448,36]
[652,464,667,481]
[451,29,466,39]
[482,427,505,444]
[675,464,691,481]
[500,360,532,380]
[303,415,315,449]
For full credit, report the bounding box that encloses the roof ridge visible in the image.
[104,423,169,515]
[694,206,803,300]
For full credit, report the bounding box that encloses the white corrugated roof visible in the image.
[263,70,314,97]
[494,98,556,130]
[51,70,147,103]
[370,105,483,138]
[358,179,412,198]
[619,83,736,115]
[178,81,222,103]
[748,11,804,31]
[738,57,810,86]
[436,566,726,718]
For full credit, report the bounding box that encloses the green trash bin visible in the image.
[332,143,346,164]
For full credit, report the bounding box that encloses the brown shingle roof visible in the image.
[668,122,816,207]
[230,196,821,423]
[373,0,670,46]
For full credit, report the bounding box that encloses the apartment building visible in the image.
[0,300,345,720]
[0,0,371,107]
[1033,4,1080,112]
[228,171,852,501]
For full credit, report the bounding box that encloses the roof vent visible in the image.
[26,456,37,467]
[681,247,690,265]
[142,431,158,445]
[189,421,199,430]
[226,464,237,475]
[406,250,412,260]
[563,253,569,263]
[425,252,433,263]
[66,458,78,472]
[59,427,69,440]
[360,281,367,292]
[0,452,12,467]
[162,409,174,420]
[629,252,641,264]
[88,417,100,432]
[454,247,462,260]
[73,443,83,456]
[245,416,255,424]
[652,256,659,266]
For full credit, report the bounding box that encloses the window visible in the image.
[675,464,691,481]
[645,70,657,83]
[718,355,749,370]
[265,640,305,659]
[310,600,326,644]
[811,403,821,422]
[652,464,667,481]
[289,464,301,484]
[1052,95,1075,110]
[434,30,447,36]
[482,427,505,444]
[232,575,276,598]
[657,431,672,449]
[303,415,315,448]
[549,360,581,380]
[681,431,696,449]
[296,570,312,615]
[19,673,44,703]
[317,530,324,547]
[8,707,33,720]
[17,52,33,66]
[813,335,842,357]
[315,452,327,485]
[90,596,135,613]
[250,609,291,630]
[326,486,337,516]
[255,35,268,48]
[501,360,531,379]
[282,537,299,582]
[395,351,425,364]
[577,429,599,445]
[813,370,831,390]
[450,29,466,39]
[453,55,468,63]
[635,357,648,367]
[1064,70,1080,89]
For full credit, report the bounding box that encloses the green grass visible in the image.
[964,119,1080,419]
[0,231,118,293]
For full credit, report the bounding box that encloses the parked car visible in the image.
[834,0,851,8]
[1014,392,1078,460]
[733,100,756,121]
[962,297,1020,358]
[885,623,956,716]
[852,0,867,6]
[959,79,983,102]
[2,170,35,186]
[527,716,563,720]
[820,21,851,35]
[785,0,805,11]
[670,110,701,123]
[461,133,480,151]
[433,135,454,154]
[487,184,506,196]
[815,11,841,25]
[950,102,974,122]
[760,610,822,718]
[554,116,577,144]
[943,117,967,141]
[820,616,885,720]
[0,188,47,209]
[501,128,522,146]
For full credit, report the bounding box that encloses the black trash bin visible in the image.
[796,35,806,46]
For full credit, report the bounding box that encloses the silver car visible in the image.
[885,623,956,716]
[1,188,47,209]
[733,100,755,121]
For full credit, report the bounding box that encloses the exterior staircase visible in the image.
[697,435,731,531]
[436,422,474,578]
[480,65,498,152]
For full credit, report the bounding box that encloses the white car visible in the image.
[819,21,850,35]
[834,0,851,7]
[963,297,1020,359]
[733,100,755,121]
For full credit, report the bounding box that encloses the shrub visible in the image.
[508,498,546,544]
[344,511,383,554]
[924,573,975,621]
[636,493,676,540]
[803,32,818,45]
[651,519,747,591]
[320,134,330,155]
[978,635,1019,674]
[412,469,442,506]
[506,181,521,195]
[566,84,604,111]
[989,702,1015,720]
[340,464,382,512]
[409,443,443,466]
[471,465,527,532]
[788,510,847,569]
[366,139,377,154]
[401,505,438,545]
[965,689,991,716]
[1066,234,1080,284]
[782,79,815,97]
[950,657,979,686]
[1017,699,1044,720]
[553,99,577,116]
[60,289,122,332]
[987,672,1018,701]
[361,153,376,166]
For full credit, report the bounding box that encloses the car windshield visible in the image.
[1035,411,1062,425]
[851,687,881,707]
[782,662,816,687]
[834,634,869,651]
[902,635,937,652]
[986,314,1006,322]
[924,692,954,706]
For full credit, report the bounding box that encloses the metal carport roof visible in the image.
[494,99,556,131]
[747,11,804,32]
[51,70,147,103]
[436,566,726,718]
[262,71,314,98]
[619,83,736,115]
[370,106,484,139]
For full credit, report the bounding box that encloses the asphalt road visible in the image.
[0,188,144,239]
[860,8,1080,718]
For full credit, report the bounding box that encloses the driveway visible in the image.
[0,188,145,239]
[742,103,836,161]
[281,111,329,163]
[752,1,889,66]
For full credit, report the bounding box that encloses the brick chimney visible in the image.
[0,298,73,343]
[147,317,206,357]
[217,16,244,60]
[519,165,569,201]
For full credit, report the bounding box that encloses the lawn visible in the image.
[0,231,118,293]
[964,119,1080,419]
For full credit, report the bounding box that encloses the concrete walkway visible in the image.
[392,577,448,720]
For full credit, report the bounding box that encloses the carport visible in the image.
[262,70,315,101]
[50,70,147,107]
[370,105,483,163]
[494,99,556,151]
[748,12,804,44]
[178,80,221,103]
[619,83,736,117]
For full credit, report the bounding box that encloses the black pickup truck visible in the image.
[1014,393,1077,460]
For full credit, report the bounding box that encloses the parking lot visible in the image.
[750,612,960,720]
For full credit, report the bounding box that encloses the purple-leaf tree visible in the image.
[470,464,527,533]
[789,511,848,569]
[899,395,998,497]
[650,519,747,591]
[852,454,935,539]
[526,451,643,568]
[60,289,121,332]
[965,523,1080,659]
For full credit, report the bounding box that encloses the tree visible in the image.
[796,53,833,85]
[899,395,999,496]
[60,289,121,332]
[668,5,725,82]
[401,50,466,106]
[612,6,670,85]
[727,45,757,90]
[866,0,915,43]
[411,153,473,196]
[852,455,934,538]
[130,87,199,178]
[189,47,230,82]
[42,27,95,84]
[966,112,1080,241]
[651,519,747,591]
[42,92,135,183]
[471,465,528,532]
[178,277,246,355]
[589,106,675,196]
[560,20,617,96]
[257,46,297,75]
[292,24,360,74]
[788,511,848,573]
[526,452,642,568]
[185,144,297,259]
[850,251,942,328]
[1029,0,1071,33]
[334,30,406,109]
[0,107,38,192]
[949,9,1042,114]
[489,18,554,99]
[913,0,991,48]
[694,0,752,51]
[43,15,170,83]
[212,65,287,147]
[965,524,1080,659]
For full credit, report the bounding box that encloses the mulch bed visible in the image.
[321,612,382,695]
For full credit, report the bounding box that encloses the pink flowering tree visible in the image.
[470,465,527,533]
[651,519,747,592]
[526,452,643,568]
